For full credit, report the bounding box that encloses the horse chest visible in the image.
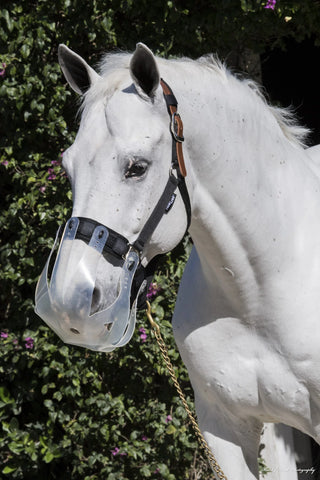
[174,315,312,425]
[172,249,314,423]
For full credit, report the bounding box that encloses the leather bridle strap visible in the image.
[160,78,191,232]
[160,78,186,177]
[132,79,191,253]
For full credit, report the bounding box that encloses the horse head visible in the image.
[35,43,190,351]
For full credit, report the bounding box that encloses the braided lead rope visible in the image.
[145,302,228,480]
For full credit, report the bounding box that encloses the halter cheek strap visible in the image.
[132,78,191,253]
[160,78,191,232]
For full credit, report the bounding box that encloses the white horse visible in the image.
[35,43,320,479]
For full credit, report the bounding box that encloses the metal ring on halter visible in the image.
[124,244,141,262]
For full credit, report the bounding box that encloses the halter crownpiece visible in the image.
[35,79,191,352]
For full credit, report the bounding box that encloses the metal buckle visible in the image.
[171,112,184,143]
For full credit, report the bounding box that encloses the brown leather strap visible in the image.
[160,79,187,177]
[173,115,186,177]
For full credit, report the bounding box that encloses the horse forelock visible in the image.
[79,53,131,114]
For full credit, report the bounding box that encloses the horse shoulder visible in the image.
[172,248,259,409]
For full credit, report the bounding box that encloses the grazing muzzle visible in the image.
[35,217,145,352]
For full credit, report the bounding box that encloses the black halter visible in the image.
[66,79,191,309]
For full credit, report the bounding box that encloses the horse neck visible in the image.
[178,71,315,315]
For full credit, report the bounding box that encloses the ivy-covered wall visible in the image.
[1,1,320,478]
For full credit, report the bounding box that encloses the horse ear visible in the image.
[58,44,100,95]
[130,43,160,98]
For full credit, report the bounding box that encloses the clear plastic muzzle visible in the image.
[35,217,142,352]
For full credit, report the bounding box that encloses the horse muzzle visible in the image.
[35,217,143,352]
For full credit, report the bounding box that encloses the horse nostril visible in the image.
[91,286,102,315]
[70,327,80,335]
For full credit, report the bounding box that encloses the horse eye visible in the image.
[125,161,148,179]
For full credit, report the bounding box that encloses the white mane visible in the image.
[82,52,309,147]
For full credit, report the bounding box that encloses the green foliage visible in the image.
[1,246,211,479]
[1,1,320,478]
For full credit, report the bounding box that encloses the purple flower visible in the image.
[146,282,161,300]
[1,332,8,338]
[111,447,127,456]
[39,186,46,193]
[25,337,34,349]
[0,63,6,77]
[48,158,68,179]
[165,414,172,423]
[142,435,148,441]
[1,160,8,166]
[47,168,57,180]
[264,0,276,9]
[139,327,147,343]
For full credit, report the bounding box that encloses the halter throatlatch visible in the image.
[35,79,191,352]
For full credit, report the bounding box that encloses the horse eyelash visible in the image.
[124,158,148,179]
[124,158,135,177]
